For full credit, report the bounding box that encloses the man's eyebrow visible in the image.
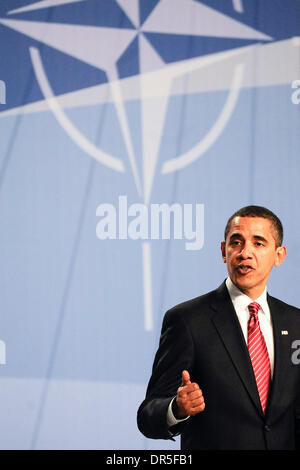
[229,233,269,242]
[229,233,243,240]
[253,235,268,243]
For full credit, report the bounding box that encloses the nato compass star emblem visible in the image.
[0,0,277,329]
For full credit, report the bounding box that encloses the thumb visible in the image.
[181,370,191,386]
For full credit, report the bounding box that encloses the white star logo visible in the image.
[0,0,272,202]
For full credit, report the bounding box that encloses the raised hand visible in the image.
[174,370,205,418]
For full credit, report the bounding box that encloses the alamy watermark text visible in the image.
[291,80,300,104]
[96,196,204,250]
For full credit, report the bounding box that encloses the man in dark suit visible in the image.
[137,206,300,450]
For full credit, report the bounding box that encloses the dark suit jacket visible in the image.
[137,281,300,450]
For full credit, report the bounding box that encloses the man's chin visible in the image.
[231,275,254,293]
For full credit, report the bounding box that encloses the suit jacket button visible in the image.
[264,425,271,432]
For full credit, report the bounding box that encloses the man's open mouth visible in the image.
[235,265,254,274]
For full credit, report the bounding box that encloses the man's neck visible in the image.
[226,277,267,301]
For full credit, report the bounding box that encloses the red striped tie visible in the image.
[247,302,271,414]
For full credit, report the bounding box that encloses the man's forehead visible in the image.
[228,216,273,235]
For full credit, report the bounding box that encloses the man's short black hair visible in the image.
[224,205,283,247]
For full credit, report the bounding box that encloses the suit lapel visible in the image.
[211,282,263,416]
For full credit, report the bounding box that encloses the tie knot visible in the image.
[248,301,260,318]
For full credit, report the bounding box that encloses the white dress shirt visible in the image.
[167,277,274,427]
[225,277,274,375]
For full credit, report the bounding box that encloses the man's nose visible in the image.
[238,242,253,259]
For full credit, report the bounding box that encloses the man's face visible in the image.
[221,216,286,299]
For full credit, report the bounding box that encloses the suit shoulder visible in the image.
[164,287,217,322]
[268,294,300,319]
[269,295,300,314]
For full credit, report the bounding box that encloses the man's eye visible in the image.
[255,242,264,246]
[230,240,241,245]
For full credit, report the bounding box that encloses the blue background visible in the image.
[0,0,299,449]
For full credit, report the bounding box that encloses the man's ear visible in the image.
[221,241,226,263]
[274,245,287,267]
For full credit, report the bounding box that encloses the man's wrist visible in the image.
[172,397,188,420]
[167,397,190,429]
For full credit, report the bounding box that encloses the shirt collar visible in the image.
[225,277,269,316]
